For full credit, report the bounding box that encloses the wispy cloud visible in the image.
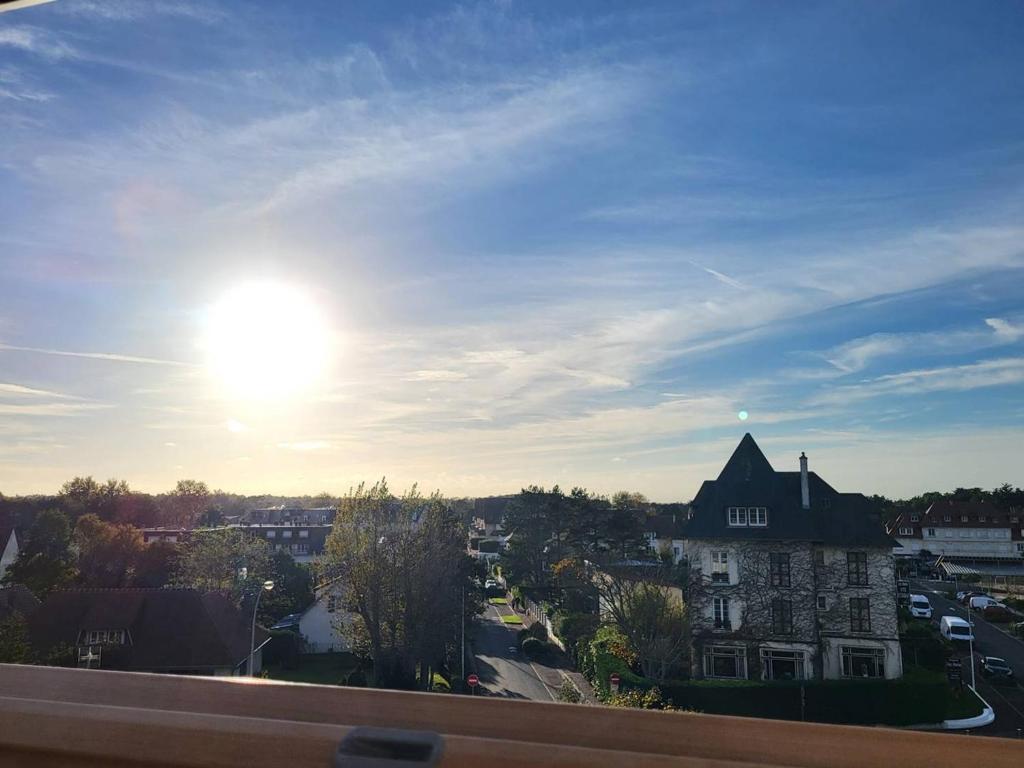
[824,316,1024,373]
[0,343,193,367]
[277,441,333,452]
[815,357,1024,404]
[0,382,78,399]
[56,0,224,24]
[0,26,77,60]
[0,402,110,417]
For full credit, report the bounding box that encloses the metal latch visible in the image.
[335,727,444,767]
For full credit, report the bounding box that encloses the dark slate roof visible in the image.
[645,511,687,539]
[473,496,515,524]
[0,585,40,621]
[28,588,268,672]
[687,434,892,547]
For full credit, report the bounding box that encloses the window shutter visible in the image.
[729,599,742,630]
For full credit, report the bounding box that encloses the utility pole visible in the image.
[460,586,466,683]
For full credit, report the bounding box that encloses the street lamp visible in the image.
[249,580,274,677]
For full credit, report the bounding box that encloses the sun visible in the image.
[203,281,331,400]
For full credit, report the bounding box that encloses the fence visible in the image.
[520,595,566,652]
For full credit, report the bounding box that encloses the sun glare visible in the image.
[203,281,331,400]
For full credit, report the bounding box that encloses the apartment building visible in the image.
[889,500,1023,560]
[685,434,901,682]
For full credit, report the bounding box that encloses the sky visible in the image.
[1,0,1023,502]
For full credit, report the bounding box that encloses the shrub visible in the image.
[431,673,451,692]
[527,622,548,642]
[552,612,599,656]
[517,628,532,646]
[557,678,582,703]
[521,637,545,658]
[346,669,367,687]
[606,686,675,710]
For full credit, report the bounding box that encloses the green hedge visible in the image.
[658,670,948,726]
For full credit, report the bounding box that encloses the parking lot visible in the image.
[914,581,1024,739]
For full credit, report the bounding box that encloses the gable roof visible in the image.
[688,434,892,547]
[27,588,268,672]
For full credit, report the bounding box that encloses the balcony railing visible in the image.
[0,663,1020,767]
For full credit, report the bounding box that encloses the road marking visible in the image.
[486,604,558,702]
[978,680,1024,722]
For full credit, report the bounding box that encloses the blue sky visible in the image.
[1,0,1022,500]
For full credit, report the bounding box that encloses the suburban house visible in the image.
[141,527,190,544]
[685,434,901,682]
[472,496,513,537]
[27,588,270,675]
[283,579,356,654]
[644,508,688,563]
[0,523,19,582]
[888,500,1024,581]
[245,506,336,525]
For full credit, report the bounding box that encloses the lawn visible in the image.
[264,652,359,686]
[488,597,508,605]
[946,687,986,720]
[500,614,523,625]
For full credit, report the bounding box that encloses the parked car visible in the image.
[909,594,933,619]
[959,591,986,605]
[940,615,974,643]
[955,591,970,602]
[968,595,1002,612]
[980,656,1014,683]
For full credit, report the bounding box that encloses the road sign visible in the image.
[467,674,479,688]
[610,672,620,694]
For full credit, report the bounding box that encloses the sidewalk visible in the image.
[519,612,599,704]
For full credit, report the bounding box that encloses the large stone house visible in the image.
[685,434,901,682]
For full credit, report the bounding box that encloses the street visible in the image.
[914,581,1024,739]
[471,604,558,702]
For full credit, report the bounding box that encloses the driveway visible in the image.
[471,604,559,702]
[914,581,1024,738]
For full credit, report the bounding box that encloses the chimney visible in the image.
[799,452,810,509]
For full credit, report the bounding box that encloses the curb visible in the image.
[942,686,995,730]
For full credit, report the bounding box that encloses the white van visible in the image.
[909,594,932,619]
[968,595,1001,612]
[940,615,974,643]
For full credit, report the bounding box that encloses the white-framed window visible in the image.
[266,531,276,538]
[979,515,987,522]
[927,528,935,537]
[711,551,730,584]
[703,645,746,679]
[910,514,919,523]
[727,507,747,526]
[85,630,125,645]
[299,529,309,538]
[282,530,293,538]
[1016,543,1024,553]
[712,597,730,630]
[944,515,951,522]
[761,649,806,681]
[816,595,828,611]
[673,545,681,561]
[841,646,885,678]
[961,515,969,522]
[898,527,913,536]
[813,550,825,567]
[292,543,308,554]
[748,507,768,526]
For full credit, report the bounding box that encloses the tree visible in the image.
[321,480,474,690]
[0,613,34,664]
[607,492,648,560]
[58,476,103,520]
[590,561,689,683]
[165,480,211,528]
[74,514,145,588]
[1,509,77,596]
[260,551,314,622]
[173,528,271,603]
[132,541,180,588]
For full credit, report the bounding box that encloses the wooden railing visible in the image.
[0,663,1021,767]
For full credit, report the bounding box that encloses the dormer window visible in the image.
[727,507,747,526]
[961,515,969,522]
[748,507,768,527]
[84,629,126,645]
[944,515,951,522]
[910,514,919,523]
[978,516,986,523]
